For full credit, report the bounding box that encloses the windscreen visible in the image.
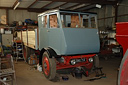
[60,12,97,29]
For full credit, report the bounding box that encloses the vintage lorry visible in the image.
[17,9,100,81]
[116,22,128,85]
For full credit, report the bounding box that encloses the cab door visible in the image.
[39,14,49,49]
[47,12,62,55]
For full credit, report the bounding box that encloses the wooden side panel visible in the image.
[17,30,37,49]
[17,31,21,40]
[22,31,27,44]
[28,31,35,49]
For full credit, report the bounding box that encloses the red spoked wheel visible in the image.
[118,50,128,85]
[43,56,50,76]
[42,52,56,81]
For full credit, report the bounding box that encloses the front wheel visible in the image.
[42,51,56,81]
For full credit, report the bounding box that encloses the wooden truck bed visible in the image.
[17,29,38,50]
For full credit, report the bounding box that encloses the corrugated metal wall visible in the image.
[88,0,128,30]
[88,5,115,30]
[9,10,39,24]
[0,9,6,23]
[0,9,39,24]
[118,0,128,22]
[1,0,128,28]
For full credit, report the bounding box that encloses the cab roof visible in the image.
[38,9,97,16]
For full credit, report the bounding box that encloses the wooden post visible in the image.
[115,4,118,23]
[6,9,9,25]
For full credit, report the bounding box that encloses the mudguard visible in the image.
[39,48,58,65]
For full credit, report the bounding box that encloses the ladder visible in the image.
[13,40,24,62]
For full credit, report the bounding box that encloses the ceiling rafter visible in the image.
[0,7,47,13]
[65,3,81,9]
[41,1,53,9]
[82,5,97,12]
[39,0,117,5]
[12,0,19,8]
[53,2,68,9]
[74,4,93,10]
[27,0,38,8]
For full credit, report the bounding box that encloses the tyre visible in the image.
[42,51,56,81]
[90,55,99,73]
[93,55,99,67]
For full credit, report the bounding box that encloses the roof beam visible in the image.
[39,0,117,5]
[0,7,47,13]
[12,0,19,8]
[53,2,68,9]
[80,4,97,11]
[41,1,53,9]
[74,4,93,10]
[27,0,38,8]
[65,3,81,9]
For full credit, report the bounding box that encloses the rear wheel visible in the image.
[42,51,56,81]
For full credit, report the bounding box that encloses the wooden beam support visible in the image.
[12,0,19,8]
[53,2,68,9]
[27,8,48,13]
[73,4,93,10]
[41,1,53,9]
[27,0,38,8]
[65,3,81,9]
[39,0,117,5]
[115,0,119,23]
[73,4,95,10]
[6,9,9,25]
[0,7,47,13]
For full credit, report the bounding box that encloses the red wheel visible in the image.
[42,51,56,80]
[118,50,128,85]
[43,56,50,76]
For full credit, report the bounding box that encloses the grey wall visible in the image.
[9,10,39,24]
[0,9,39,24]
[0,9,6,23]
[88,0,128,31]
[118,0,128,22]
[88,5,115,31]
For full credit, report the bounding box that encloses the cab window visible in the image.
[42,15,47,28]
[60,13,80,28]
[49,14,59,28]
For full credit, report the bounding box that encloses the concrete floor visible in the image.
[14,56,121,85]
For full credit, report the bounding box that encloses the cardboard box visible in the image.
[29,54,37,65]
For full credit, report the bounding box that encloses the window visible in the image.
[42,15,47,28]
[49,14,59,28]
[60,12,97,29]
[60,13,80,28]
[91,17,96,28]
[82,14,97,29]
[82,15,89,28]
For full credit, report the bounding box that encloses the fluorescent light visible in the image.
[96,4,102,8]
[14,2,20,10]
